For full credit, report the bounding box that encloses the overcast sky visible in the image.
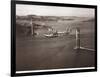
[16,4,94,17]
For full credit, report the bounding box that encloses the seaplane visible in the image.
[44,27,72,38]
[44,30,58,38]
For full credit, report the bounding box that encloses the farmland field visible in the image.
[16,16,95,71]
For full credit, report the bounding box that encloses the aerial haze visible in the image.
[16,4,94,17]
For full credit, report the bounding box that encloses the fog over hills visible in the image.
[16,4,94,17]
[16,15,94,22]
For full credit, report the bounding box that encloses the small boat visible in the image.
[44,33,58,38]
[44,26,72,38]
[57,31,67,34]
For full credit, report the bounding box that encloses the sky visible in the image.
[16,4,95,17]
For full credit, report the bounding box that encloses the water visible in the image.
[16,19,95,71]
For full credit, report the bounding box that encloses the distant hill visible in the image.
[82,18,95,22]
[16,15,80,21]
